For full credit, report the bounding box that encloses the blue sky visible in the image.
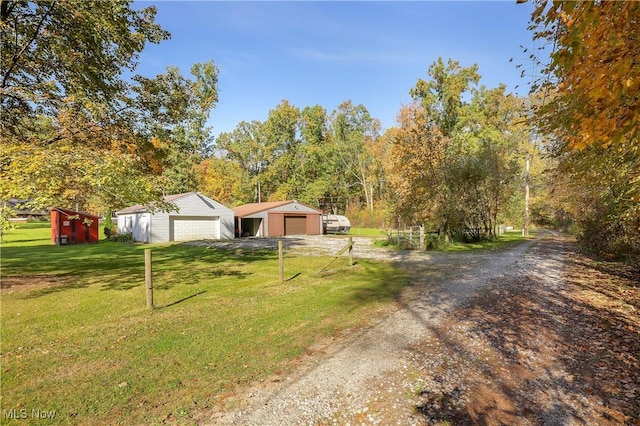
[134,1,538,138]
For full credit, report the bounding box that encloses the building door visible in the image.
[284,216,306,235]
[172,217,220,241]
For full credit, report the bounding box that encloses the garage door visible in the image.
[172,217,220,241]
[284,216,307,235]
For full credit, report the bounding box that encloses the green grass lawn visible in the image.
[353,225,535,253]
[348,227,386,237]
[1,223,406,425]
[440,230,537,252]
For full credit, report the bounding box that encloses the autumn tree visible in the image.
[196,157,251,206]
[403,58,481,236]
[528,0,639,150]
[526,0,640,258]
[390,58,529,241]
[0,0,174,214]
[387,102,449,229]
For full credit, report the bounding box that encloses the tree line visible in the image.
[1,0,637,258]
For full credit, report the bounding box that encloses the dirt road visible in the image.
[198,233,639,425]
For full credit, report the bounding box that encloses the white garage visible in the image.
[116,192,234,243]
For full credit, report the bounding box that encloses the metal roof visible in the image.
[115,192,194,215]
[233,200,321,218]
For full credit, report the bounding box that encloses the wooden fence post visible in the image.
[278,240,284,282]
[348,236,354,266]
[419,225,425,250]
[145,249,154,310]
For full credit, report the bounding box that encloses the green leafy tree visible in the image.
[410,57,480,138]
[0,0,173,213]
[260,100,302,200]
[404,58,481,235]
[295,105,341,206]
[215,120,269,201]
[329,101,383,212]
[0,0,170,140]
[131,61,219,195]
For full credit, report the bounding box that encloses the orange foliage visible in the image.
[531,0,639,150]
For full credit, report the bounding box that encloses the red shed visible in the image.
[51,208,100,245]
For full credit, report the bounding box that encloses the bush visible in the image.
[111,231,133,243]
[103,213,114,239]
[425,233,445,250]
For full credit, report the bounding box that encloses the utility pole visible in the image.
[524,154,530,237]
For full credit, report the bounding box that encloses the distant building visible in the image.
[233,200,322,237]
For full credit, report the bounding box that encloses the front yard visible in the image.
[0,223,406,425]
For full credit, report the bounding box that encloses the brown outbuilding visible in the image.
[233,200,323,237]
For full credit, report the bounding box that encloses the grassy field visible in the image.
[1,223,406,425]
[351,225,535,252]
[440,230,536,252]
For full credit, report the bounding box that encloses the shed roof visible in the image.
[116,192,200,215]
[233,200,322,218]
[51,207,99,219]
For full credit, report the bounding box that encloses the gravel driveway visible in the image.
[193,233,639,425]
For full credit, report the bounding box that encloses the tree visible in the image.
[528,0,639,150]
[387,102,449,228]
[1,0,170,141]
[131,61,219,195]
[0,0,177,213]
[390,60,528,241]
[215,120,268,201]
[404,58,481,236]
[0,59,218,213]
[410,57,480,137]
[525,0,640,258]
[296,105,343,207]
[330,101,382,212]
[196,157,252,206]
[452,85,527,239]
[259,100,302,200]
[0,136,159,213]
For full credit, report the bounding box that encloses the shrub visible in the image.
[112,231,133,243]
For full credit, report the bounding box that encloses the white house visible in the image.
[116,192,235,243]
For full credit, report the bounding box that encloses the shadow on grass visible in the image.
[4,241,277,297]
[210,268,252,279]
[159,291,207,309]
[19,280,92,299]
[286,272,302,282]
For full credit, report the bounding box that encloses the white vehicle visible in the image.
[322,214,351,234]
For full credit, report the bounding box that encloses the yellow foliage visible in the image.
[532,0,639,150]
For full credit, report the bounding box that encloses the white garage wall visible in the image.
[118,193,235,243]
[117,213,150,243]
